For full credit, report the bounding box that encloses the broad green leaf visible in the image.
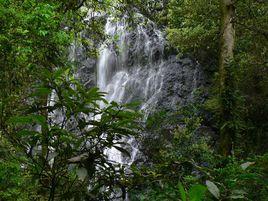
[9,116,32,124]
[206,180,220,199]
[178,183,187,201]
[30,115,46,125]
[8,115,46,126]
[189,184,207,201]
[31,87,52,97]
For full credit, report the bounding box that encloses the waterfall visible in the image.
[97,16,165,165]
[70,11,204,201]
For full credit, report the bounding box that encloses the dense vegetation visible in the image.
[0,0,267,200]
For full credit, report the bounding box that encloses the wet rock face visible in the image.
[156,56,204,110]
[77,58,96,88]
[75,22,204,112]
[77,30,204,109]
[71,44,97,88]
[73,16,206,166]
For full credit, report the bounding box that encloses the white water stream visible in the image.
[97,17,165,166]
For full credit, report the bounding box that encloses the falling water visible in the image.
[67,10,204,201]
[97,16,165,166]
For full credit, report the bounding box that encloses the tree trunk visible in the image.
[219,0,235,156]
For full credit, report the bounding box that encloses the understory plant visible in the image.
[129,104,268,201]
[2,67,141,200]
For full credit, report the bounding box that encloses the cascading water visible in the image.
[97,16,165,166]
[43,8,205,200]
[72,11,204,200]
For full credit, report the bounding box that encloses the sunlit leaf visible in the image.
[206,180,220,199]
[241,162,255,170]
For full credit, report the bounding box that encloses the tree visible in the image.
[218,0,236,156]
[167,0,268,155]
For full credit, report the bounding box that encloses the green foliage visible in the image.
[211,155,268,200]
[130,0,267,199]
[167,0,268,155]
[179,183,207,201]
[178,183,187,201]
[130,103,268,200]
[0,159,31,201]
[2,67,141,200]
[0,0,141,200]
[129,105,213,200]
[188,184,207,201]
[112,0,168,26]
[167,0,220,66]
[0,138,38,200]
